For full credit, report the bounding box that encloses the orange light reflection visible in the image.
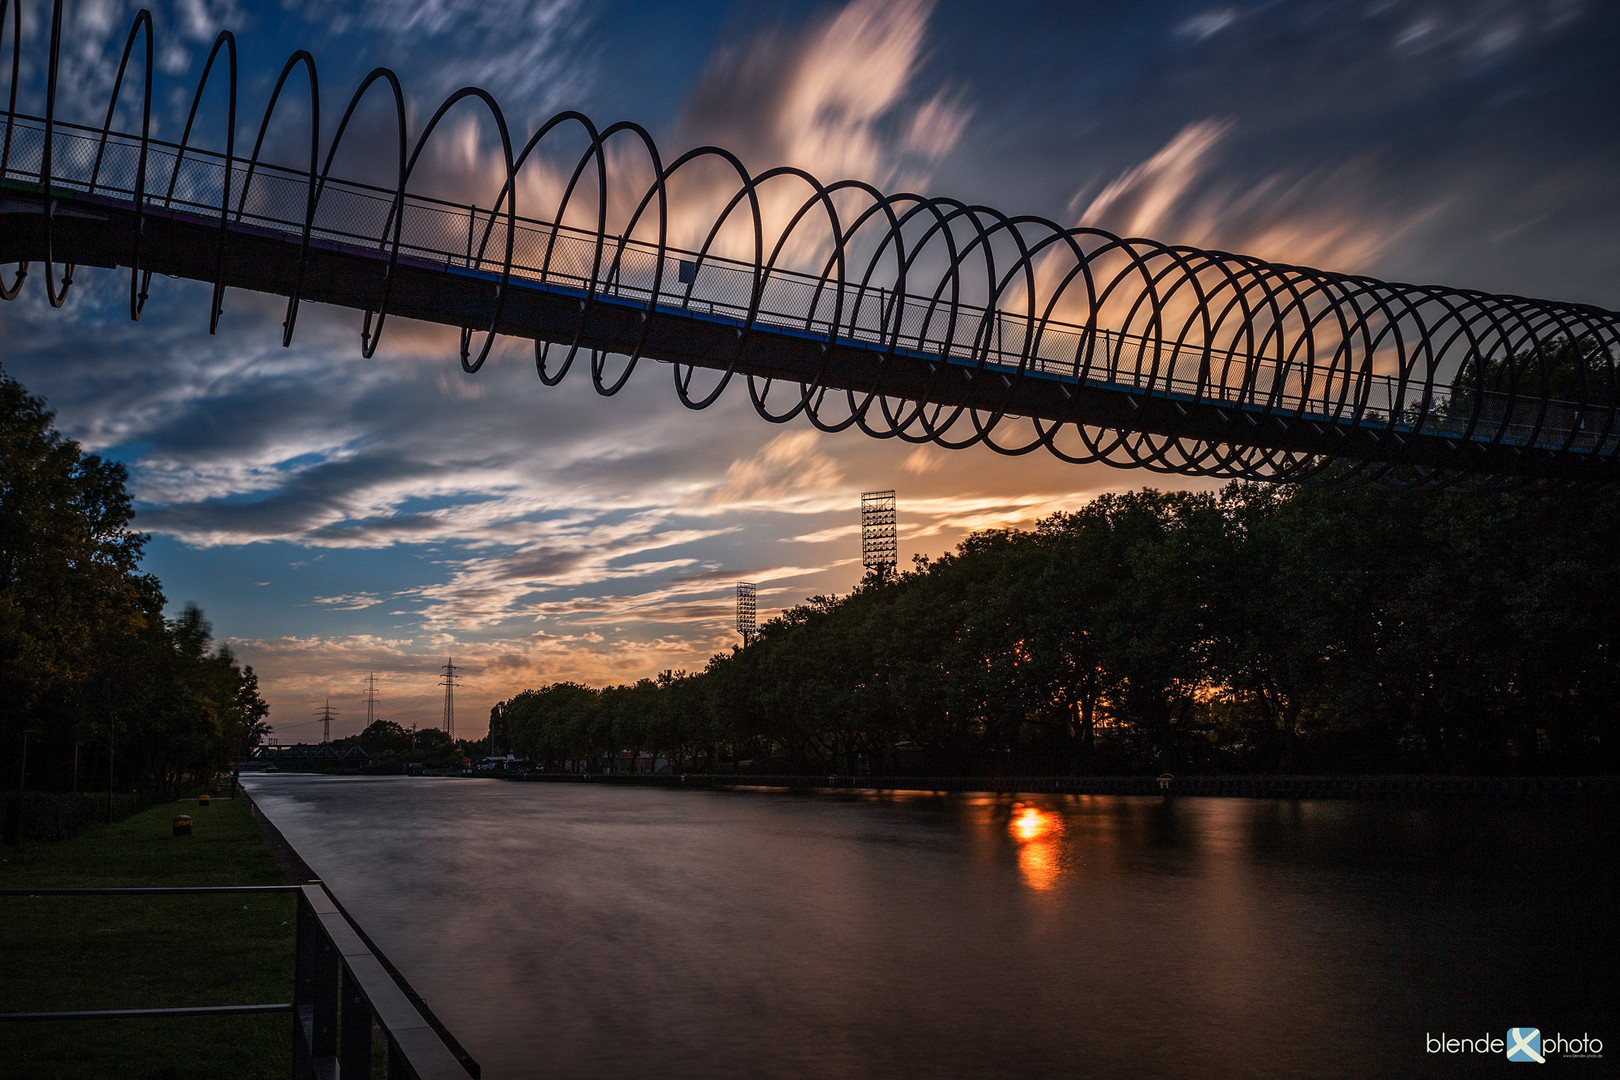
[1013,806,1049,841]
[1009,803,1064,892]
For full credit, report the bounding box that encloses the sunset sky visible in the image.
[2,0,1617,741]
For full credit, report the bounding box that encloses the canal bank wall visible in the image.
[488,771,1620,804]
[239,784,485,1078]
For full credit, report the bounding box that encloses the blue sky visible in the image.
[2,0,1616,741]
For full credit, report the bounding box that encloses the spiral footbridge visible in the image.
[2,0,1617,486]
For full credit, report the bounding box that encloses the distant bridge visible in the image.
[2,1,1618,485]
[249,743,371,768]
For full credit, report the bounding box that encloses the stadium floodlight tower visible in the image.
[736,582,758,645]
[861,490,898,578]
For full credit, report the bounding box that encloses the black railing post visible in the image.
[340,963,373,1078]
[294,885,340,1074]
[292,890,316,1080]
[388,1032,410,1079]
[311,936,340,1061]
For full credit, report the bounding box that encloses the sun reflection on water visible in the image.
[1009,803,1064,891]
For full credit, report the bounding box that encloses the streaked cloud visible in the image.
[1176,7,1241,41]
[677,0,964,184]
[1077,118,1235,242]
[1073,117,1433,274]
[288,0,594,121]
[312,593,388,611]
[706,431,844,507]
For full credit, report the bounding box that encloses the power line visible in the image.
[362,673,379,730]
[313,698,339,744]
[440,658,462,740]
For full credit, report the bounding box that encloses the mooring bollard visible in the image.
[172,815,193,836]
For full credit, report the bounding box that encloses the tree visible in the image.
[2,367,268,793]
[358,720,413,758]
[2,366,151,790]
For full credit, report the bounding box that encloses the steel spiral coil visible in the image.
[3,0,1618,487]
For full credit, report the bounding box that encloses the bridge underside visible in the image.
[2,183,1615,485]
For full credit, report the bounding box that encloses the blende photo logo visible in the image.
[1426,1029,1605,1063]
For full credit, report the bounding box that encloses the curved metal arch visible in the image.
[506,110,617,389]
[316,67,408,359]
[850,198,1016,450]
[762,175,920,435]
[38,0,72,307]
[162,27,238,333]
[810,189,969,438]
[86,8,153,320]
[0,0,25,300]
[399,85,517,373]
[583,119,672,393]
[648,144,770,411]
[741,171,869,427]
[234,49,320,347]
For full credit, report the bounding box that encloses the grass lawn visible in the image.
[0,795,298,1080]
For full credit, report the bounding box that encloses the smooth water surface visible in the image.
[243,776,1616,1078]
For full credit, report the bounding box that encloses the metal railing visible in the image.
[0,883,479,1079]
[2,112,1615,460]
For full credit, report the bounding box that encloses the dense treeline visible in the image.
[494,485,1620,776]
[328,719,485,772]
[1,367,268,796]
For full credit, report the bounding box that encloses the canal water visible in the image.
[242,775,1616,1078]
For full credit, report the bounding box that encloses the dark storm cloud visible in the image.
[137,449,445,539]
[136,378,351,458]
